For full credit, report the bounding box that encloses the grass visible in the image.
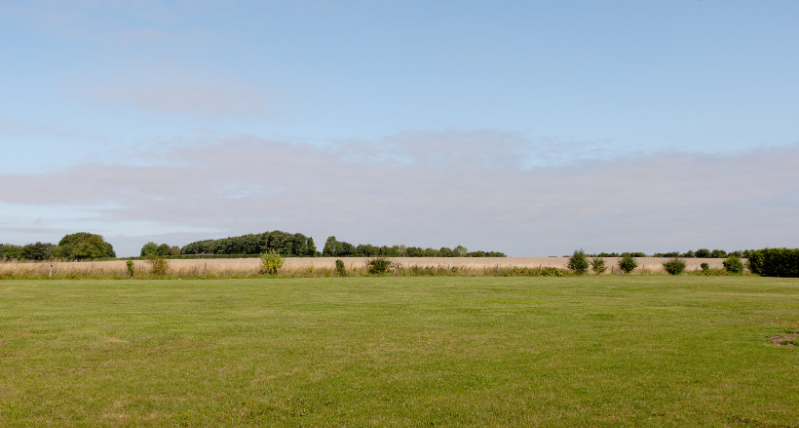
[1,276,798,427]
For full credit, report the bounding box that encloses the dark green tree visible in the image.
[323,236,338,257]
[567,249,589,275]
[141,242,159,257]
[56,233,112,260]
[618,254,638,274]
[694,248,711,258]
[20,242,55,261]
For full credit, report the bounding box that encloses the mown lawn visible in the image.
[1,276,798,427]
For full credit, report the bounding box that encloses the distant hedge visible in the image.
[747,248,799,278]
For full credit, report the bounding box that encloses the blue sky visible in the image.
[1,0,798,256]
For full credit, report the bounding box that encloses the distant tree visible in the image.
[694,248,711,258]
[467,251,486,257]
[454,245,468,257]
[157,244,171,257]
[590,257,608,274]
[618,254,638,274]
[105,243,116,258]
[141,242,159,258]
[681,250,695,258]
[1,244,22,260]
[379,246,399,257]
[424,247,440,257]
[56,233,112,260]
[567,249,589,275]
[307,237,317,256]
[169,246,181,256]
[439,247,454,257]
[710,249,727,258]
[340,241,356,257]
[323,236,338,257]
[485,251,507,257]
[20,242,55,261]
[406,247,424,257]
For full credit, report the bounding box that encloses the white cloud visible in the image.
[2,131,797,256]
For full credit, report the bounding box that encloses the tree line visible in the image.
[1,233,116,261]
[180,231,317,257]
[584,249,754,258]
[320,236,506,257]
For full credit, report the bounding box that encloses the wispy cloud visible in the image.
[69,61,283,120]
[2,131,797,256]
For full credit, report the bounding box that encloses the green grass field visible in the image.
[1,277,798,427]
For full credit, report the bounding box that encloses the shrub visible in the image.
[146,257,169,277]
[590,257,608,274]
[567,249,589,275]
[618,254,638,274]
[259,250,284,275]
[126,260,135,277]
[367,257,394,275]
[722,255,745,274]
[701,263,710,271]
[662,257,687,275]
[747,248,799,277]
[335,259,346,277]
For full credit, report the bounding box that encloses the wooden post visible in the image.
[49,261,53,279]
[204,263,207,277]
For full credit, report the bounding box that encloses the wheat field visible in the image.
[0,257,733,279]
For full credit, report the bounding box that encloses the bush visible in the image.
[260,250,284,275]
[567,249,589,275]
[367,257,394,275]
[590,257,608,274]
[126,260,135,277]
[701,263,710,271]
[747,248,799,277]
[618,254,638,274]
[662,257,687,275]
[722,255,745,274]
[146,257,169,277]
[335,259,346,277]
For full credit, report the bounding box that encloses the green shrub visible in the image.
[747,248,799,277]
[367,257,394,275]
[567,249,589,275]
[662,257,687,275]
[335,259,346,277]
[260,250,284,275]
[126,260,135,277]
[722,255,745,274]
[618,254,638,274]
[701,263,710,271]
[146,257,169,277]
[590,257,608,274]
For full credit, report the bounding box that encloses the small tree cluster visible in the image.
[141,242,181,258]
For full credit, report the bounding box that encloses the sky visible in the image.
[1,0,798,257]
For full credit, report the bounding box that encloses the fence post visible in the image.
[50,261,53,279]
[204,263,207,277]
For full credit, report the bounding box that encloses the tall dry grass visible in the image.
[0,257,744,280]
